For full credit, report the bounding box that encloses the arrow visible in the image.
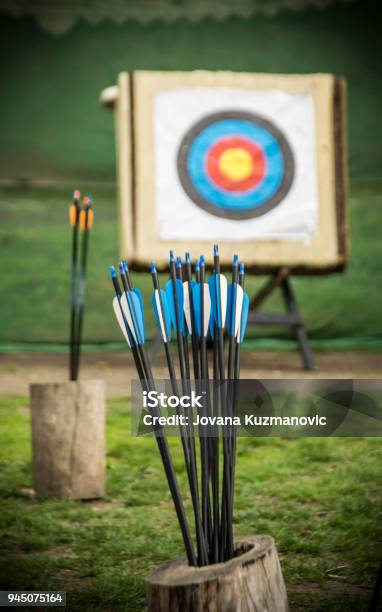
[209,245,233,562]
[119,261,153,383]
[110,260,197,566]
[224,255,241,560]
[69,189,81,381]
[226,262,249,562]
[108,247,250,568]
[72,194,94,381]
[109,265,149,386]
[194,255,214,556]
[150,260,208,565]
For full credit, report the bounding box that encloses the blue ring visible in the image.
[187,119,284,210]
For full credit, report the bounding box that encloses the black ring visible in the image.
[176,110,295,221]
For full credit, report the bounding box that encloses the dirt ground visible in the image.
[1,350,382,396]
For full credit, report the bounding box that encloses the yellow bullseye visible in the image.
[218,147,254,182]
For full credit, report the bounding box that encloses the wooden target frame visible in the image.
[103,70,347,274]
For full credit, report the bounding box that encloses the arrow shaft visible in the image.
[226,266,246,560]
[177,260,209,564]
[213,251,233,562]
[69,219,79,381]
[225,265,239,560]
[144,375,197,566]
[73,225,90,380]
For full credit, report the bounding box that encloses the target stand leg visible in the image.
[249,269,315,371]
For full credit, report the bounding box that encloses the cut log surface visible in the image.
[30,381,105,500]
[146,536,288,612]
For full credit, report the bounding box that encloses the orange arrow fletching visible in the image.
[69,203,78,227]
[80,196,93,230]
[87,208,94,229]
[79,209,87,230]
[79,208,93,230]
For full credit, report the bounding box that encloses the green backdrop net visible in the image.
[0,1,381,349]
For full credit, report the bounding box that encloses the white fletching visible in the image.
[183,282,193,334]
[234,285,244,338]
[112,297,131,347]
[120,293,138,343]
[202,283,211,336]
[154,289,168,342]
[218,274,228,327]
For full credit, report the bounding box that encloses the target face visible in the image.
[177,111,295,220]
[153,84,318,243]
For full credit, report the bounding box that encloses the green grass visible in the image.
[0,184,382,349]
[0,396,381,611]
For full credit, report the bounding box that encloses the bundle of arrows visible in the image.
[109,245,249,567]
[69,190,94,381]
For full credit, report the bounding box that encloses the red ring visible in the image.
[205,136,266,192]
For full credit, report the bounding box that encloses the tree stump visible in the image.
[30,381,105,499]
[146,536,288,612]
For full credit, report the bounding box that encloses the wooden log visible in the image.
[146,536,288,612]
[30,381,105,500]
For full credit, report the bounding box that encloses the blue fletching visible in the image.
[165,279,185,335]
[240,293,250,343]
[132,288,144,317]
[109,265,116,278]
[152,289,172,341]
[162,293,172,340]
[126,290,145,344]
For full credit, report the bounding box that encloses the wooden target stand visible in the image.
[249,267,314,370]
[101,71,348,371]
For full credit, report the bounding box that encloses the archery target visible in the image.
[177,111,295,220]
[154,87,319,242]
